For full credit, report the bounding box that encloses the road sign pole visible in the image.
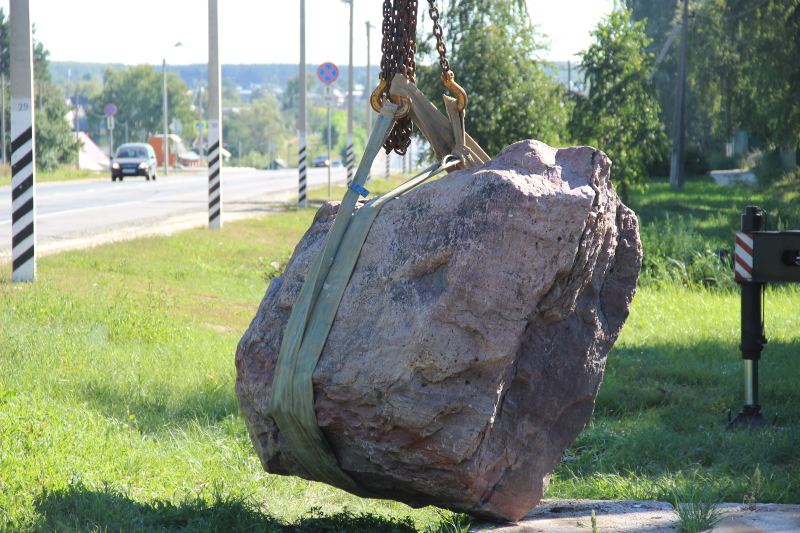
[108,115,115,158]
[208,0,222,229]
[10,0,36,282]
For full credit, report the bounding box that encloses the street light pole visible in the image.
[162,42,182,177]
[342,0,354,185]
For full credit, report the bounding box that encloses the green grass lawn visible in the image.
[1,172,799,532]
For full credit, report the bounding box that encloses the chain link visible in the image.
[380,0,418,156]
[427,0,450,77]
[379,0,453,156]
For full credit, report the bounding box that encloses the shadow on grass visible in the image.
[34,483,422,533]
[76,379,240,435]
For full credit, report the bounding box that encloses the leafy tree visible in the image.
[224,94,286,161]
[221,77,241,106]
[34,83,76,171]
[416,0,571,157]
[690,0,800,162]
[568,6,668,202]
[96,64,193,141]
[0,8,77,171]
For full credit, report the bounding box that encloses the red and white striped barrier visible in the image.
[734,231,753,282]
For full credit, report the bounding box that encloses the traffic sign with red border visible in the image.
[317,62,339,84]
[104,103,118,116]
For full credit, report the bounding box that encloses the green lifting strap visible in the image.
[270,101,461,497]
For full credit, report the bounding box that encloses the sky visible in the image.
[0,0,613,67]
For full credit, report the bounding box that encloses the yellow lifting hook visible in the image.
[441,70,468,112]
[370,74,411,118]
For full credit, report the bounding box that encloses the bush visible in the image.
[708,152,744,171]
[645,147,712,178]
[684,145,710,175]
[752,148,789,186]
[639,214,734,288]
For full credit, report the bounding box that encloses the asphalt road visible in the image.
[0,166,348,260]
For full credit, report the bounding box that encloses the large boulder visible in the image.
[235,140,641,522]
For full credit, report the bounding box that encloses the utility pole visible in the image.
[298,0,308,207]
[162,42,182,177]
[10,0,36,282]
[343,0,354,185]
[567,60,571,92]
[669,0,689,191]
[2,73,6,165]
[162,59,169,176]
[208,0,222,229]
[365,20,375,181]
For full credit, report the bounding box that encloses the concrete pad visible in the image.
[470,499,800,533]
[709,169,757,186]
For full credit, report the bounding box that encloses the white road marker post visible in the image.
[10,0,36,282]
[343,0,355,185]
[298,0,308,207]
[208,0,223,228]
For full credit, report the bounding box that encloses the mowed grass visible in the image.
[2,170,800,531]
[0,194,461,532]
[547,284,800,504]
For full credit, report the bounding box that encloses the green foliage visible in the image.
[690,0,800,148]
[416,0,571,157]
[34,83,78,172]
[96,64,193,140]
[224,94,287,158]
[569,6,668,201]
[0,8,78,171]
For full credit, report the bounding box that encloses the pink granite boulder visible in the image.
[235,139,641,521]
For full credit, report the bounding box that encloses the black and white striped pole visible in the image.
[343,0,354,185]
[385,150,390,181]
[10,0,36,283]
[208,0,222,229]
[298,0,307,207]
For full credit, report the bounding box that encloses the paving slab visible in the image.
[470,499,800,533]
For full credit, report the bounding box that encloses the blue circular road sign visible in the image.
[317,62,339,84]
[104,103,118,116]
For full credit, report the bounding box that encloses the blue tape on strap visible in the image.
[348,184,370,197]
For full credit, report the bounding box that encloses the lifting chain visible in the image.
[427,1,468,113]
[375,0,467,156]
[427,0,449,76]
[380,0,419,156]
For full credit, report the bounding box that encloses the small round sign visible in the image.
[104,103,118,117]
[317,62,339,84]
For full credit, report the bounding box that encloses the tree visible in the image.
[0,8,77,171]
[96,65,193,141]
[224,94,286,162]
[568,6,668,202]
[690,0,800,164]
[416,0,571,157]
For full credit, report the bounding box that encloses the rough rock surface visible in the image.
[235,140,642,522]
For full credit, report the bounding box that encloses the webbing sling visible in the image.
[270,101,461,496]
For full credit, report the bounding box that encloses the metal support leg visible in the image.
[728,206,770,429]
